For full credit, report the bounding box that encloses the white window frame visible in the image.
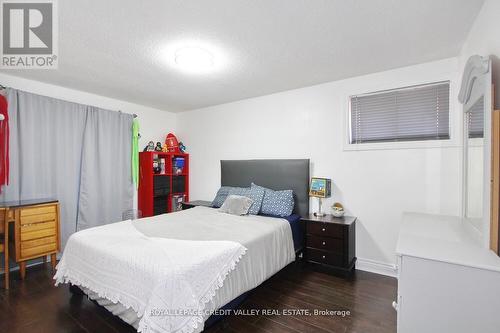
[343,77,460,151]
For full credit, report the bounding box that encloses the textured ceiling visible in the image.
[0,0,485,112]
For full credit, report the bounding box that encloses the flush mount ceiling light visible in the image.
[174,46,215,73]
[160,40,227,74]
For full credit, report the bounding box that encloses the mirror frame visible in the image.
[459,55,492,248]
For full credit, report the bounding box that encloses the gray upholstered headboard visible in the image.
[220,159,310,217]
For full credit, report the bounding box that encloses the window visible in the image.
[349,81,450,144]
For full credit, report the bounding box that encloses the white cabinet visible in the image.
[396,213,500,333]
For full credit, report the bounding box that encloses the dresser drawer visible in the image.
[21,242,57,258]
[20,212,56,226]
[307,234,343,253]
[307,221,343,238]
[21,236,57,250]
[21,220,56,233]
[20,205,56,217]
[306,248,343,267]
[20,223,56,241]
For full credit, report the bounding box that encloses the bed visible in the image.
[54,159,310,333]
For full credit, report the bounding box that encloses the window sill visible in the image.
[467,137,484,147]
[342,139,461,152]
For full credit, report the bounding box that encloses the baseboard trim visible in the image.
[3,257,399,278]
[356,257,397,277]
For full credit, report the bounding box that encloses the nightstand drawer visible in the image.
[307,221,343,238]
[307,235,343,253]
[306,248,343,266]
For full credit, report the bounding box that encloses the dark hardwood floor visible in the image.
[0,263,397,333]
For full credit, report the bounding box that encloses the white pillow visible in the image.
[218,195,254,216]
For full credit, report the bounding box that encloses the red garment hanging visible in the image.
[0,94,9,193]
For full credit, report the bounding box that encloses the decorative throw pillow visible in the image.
[212,186,240,208]
[251,183,294,217]
[218,195,254,215]
[228,186,265,215]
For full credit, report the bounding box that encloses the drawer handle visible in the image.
[322,255,326,259]
[322,241,326,245]
[322,228,326,232]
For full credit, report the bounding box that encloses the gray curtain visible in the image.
[77,106,133,230]
[0,88,133,248]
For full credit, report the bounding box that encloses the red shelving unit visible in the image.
[138,152,189,217]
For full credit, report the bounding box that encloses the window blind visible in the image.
[350,81,450,144]
[467,98,484,138]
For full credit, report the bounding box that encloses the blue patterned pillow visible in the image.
[252,183,294,217]
[228,186,265,215]
[212,186,240,208]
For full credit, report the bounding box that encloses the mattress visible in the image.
[270,213,303,251]
[82,206,296,331]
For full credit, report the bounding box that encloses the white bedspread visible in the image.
[54,217,247,333]
[54,207,296,332]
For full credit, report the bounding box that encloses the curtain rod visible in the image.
[120,110,137,118]
[0,84,137,118]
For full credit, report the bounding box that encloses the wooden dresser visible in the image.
[303,214,356,276]
[2,199,60,285]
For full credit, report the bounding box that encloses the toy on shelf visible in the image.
[165,133,180,153]
[143,141,155,152]
[152,159,161,174]
[161,144,169,152]
[159,158,166,174]
[178,142,186,153]
[154,142,163,151]
[173,157,185,175]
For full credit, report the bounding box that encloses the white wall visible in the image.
[460,0,500,109]
[0,72,177,208]
[177,58,462,274]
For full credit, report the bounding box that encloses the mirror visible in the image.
[465,97,485,229]
[459,55,493,248]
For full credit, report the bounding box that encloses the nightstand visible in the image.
[303,214,356,276]
[181,200,213,210]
